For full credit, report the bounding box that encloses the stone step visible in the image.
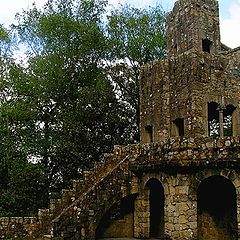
[49,198,61,212]
[83,170,91,181]
[72,179,84,196]
[42,234,52,239]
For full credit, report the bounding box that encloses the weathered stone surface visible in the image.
[1,0,240,240]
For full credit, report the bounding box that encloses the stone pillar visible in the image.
[236,187,240,238]
[165,175,197,240]
[134,197,150,238]
[232,108,240,136]
[203,101,209,136]
[219,109,224,137]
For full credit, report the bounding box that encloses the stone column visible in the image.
[232,108,240,136]
[134,197,150,238]
[165,174,197,240]
[236,187,240,238]
[219,109,224,137]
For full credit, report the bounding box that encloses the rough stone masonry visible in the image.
[1,0,240,239]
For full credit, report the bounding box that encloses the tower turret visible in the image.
[167,0,221,58]
[140,0,240,143]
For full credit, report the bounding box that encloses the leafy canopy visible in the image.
[0,0,167,215]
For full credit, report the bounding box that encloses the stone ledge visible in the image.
[130,159,240,175]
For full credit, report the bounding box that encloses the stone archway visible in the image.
[95,194,138,239]
[197,175,237,240]
[145,178,165,238]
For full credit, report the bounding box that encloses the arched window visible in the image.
[208,102,219,137]
[145,125,153,142]
[223,104,236,136]
[173,118,185,137]
[208,102,236,137]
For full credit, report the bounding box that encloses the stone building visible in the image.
[1,0,240,239]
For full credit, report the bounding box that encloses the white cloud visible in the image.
[220,0,240,48]
[160,0,176,10]
[0,0,47,26]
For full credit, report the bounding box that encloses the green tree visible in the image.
[13,0,133,193]
[0,0,167,215]
[0,25,48,216]
[0,24,12,101]
[106,4,167,140]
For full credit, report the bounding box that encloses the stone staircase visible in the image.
[3,137,239,239]
[33,144,140,239]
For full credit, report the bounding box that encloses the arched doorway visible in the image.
[197,176,237,240]
[95,194,137,239]
[146,178,165,238]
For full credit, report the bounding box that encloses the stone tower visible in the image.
[168,0,221,58]
[140,0,240,143]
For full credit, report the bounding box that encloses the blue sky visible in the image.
[0,0,239,48]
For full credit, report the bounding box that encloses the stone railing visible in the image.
[130,137,240,173]
[51,144,140,239]
[0,144,140,239]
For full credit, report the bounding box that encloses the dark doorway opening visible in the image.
[202,39,212,53]
[146,179,164,238]
[197,176,238,240]
[95,194,137,239]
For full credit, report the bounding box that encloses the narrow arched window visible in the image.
[208,102,219,137]
[145,125,153,143]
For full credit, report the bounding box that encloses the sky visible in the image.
[0,0,239,49]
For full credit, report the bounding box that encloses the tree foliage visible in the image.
[106,5,167,139]
[0,0,167,215]
[0,26,48,216]
[11,0,137,192]
[107,4,166,65]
